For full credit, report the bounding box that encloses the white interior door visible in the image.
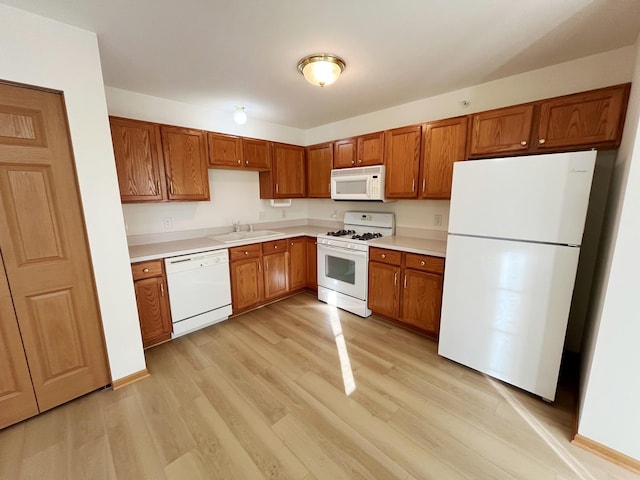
[438,234,580,400]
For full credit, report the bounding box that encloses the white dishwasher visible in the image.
[165,249,232,338]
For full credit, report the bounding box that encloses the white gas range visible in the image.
[317,211,395,317]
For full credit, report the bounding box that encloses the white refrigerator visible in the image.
[438,150,597,401]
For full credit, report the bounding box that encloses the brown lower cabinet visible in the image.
[131,260,173,348]
[368,247,444,338]
[229,236,317,314]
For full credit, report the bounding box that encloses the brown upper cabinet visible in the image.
[208,132,243,168]
[357,131,385,166]
[384,125,422,199]
[468,104,534,157]
[110,117,167,202]
[160,125,210,201]
[533,84,630,151]
[468,84,630,159]
[306,142,333,198]
[259,142,306,198]
[420,116,468,199]
[242,137,272,170]
[110,117,210,202]
[334,137,357,168]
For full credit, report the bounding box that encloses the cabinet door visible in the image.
[334,138,357,168]
[109,117,166,202]
[469,105,533,157]
[401,269,443,337]
[420,117,468,199]
[0,258,39,429]
[242,138,271,169]
[0,84,110,413]
[288,237,306,291]
[357,131,385,166]
[271,143,306,198]
[305,237,317,290]
[368,262,400,318]
[160,125,210,200]
[263,252,288,300]
[134,277,172,348]
[384,125,422,199]
[535,84,630,151]
[306,142,333,198]
[208,132,243,168]
[230,258,263,312]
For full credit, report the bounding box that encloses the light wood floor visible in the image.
[1,293,637,480]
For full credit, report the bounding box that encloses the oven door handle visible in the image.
[318,244,368,257]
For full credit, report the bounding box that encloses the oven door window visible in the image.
[325,254,356,285]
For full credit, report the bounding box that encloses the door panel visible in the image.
[0,83,110,413]
[0,253,39,429]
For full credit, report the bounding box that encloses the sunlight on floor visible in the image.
[328,306,356,396]
[488,378,598,480]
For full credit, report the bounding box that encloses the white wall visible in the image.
[578,37,640,461]
[305,46,636,145]
[0,5,146,381]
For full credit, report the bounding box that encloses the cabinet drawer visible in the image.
[131,260,163,280]
[262,239,288,255]
[405,253,444,274]
[369,247,402,266]
[229,243,261,261]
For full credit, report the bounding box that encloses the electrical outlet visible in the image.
[434,214,443,226]
[163,217,173,229]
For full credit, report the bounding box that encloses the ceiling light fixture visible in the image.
[297,54,346,88]
[233,106,247,125]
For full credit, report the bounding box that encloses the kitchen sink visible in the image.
[209,230,283,243]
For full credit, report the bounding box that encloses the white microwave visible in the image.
[330,165,388,201]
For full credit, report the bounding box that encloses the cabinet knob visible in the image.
[291,242,294,246]
[420,261,425,266]
[520,140,527,146]
[274,245,278,249]
[245,160,249,165]
[351,160,355,165]
[143,268,149,273]
[538,138,546,144]
[237,159,241,164]
[381,254,386,259]
[244,251,249,255]
[357,160,362,164]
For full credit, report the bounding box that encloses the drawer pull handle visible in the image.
[420,261,425,266]
[404,274,407,289]
[538,138,546,144]
[381,254,386,259]
[143,268,149,273]
[160,283,165,296]
[394,272,397,285]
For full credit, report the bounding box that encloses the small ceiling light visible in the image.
[297,54,346,87]
[233,106,247,125]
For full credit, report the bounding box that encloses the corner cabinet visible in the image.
[109,117,167,202]
[306,142,333,198]
[368,247,444,338]
[260,143,306,198]
[110,117,210,202]
[131,260,173,348]
[160,125,210,201]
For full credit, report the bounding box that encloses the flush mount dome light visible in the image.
[233,106,247,125]
[297,54,346,87]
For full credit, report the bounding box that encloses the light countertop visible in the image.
[128,226,330,263]
[368,235,446,257]
[129,226,447,263]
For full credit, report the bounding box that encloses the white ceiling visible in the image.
[3,0,640,128]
